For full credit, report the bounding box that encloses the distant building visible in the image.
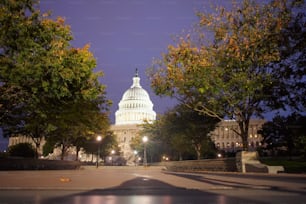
[111,69,156,164]
[210,119,265,153]
[9,136,46,155]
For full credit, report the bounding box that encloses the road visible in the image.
[0,166,306,204]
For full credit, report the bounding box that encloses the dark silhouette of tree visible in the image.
[259,112,306,157]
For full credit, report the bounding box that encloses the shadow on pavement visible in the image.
[41,177,267,204]
[165,172,263,189]
[165,172,306,195]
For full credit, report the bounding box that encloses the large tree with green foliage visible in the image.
[141,105,219,160]
[0,0,110,157]
[46,100,110,160]
[148,0,304,151]
[130,126,166,162]
[81,131,119,162]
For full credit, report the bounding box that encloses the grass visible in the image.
[260,157,306,173]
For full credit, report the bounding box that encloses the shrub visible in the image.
[8,143,36,158]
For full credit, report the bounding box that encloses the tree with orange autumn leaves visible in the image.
[0,0,111,158]
[148,0,305,151]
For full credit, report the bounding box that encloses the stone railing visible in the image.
[158,158,237,172]
[155,152,284,174]
[236,151,284,174]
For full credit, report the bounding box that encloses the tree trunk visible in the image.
[60,144,65,160]
[238,118,250,151]
[241,135,248,151]
[179,152,183,161]
[75,147,80,161]
[35,143,39,159]
[31,137,41,159]
[194,144,202,160]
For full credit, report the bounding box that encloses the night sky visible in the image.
[39,0,226,122]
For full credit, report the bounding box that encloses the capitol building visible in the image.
[110,69,264,162]
[8,69,265,162]
[110,69,156,164]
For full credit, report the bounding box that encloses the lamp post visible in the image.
[111,150,115,166]
[96,135,102,168]
[142,136,148,167]
[134,150,138,166]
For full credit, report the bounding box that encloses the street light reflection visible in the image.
[76,196,173,204]
[96,135,102,168]
[142,136,148,166]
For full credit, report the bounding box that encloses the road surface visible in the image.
[0,166,305,204]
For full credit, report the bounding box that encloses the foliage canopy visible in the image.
[148,0,305,150]
[0,0,111,158]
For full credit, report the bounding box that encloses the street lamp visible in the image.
[142,136,148,167]
[134,150,138,166]
[96,135,102,168]
[111,150,115,166]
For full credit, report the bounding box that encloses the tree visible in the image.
[142,105,219,160]
[0,0,111,157]
[0,0,50,155]
[162,105,219,160]
[259,112,306,157]
[270,5,306,111]
[47,100,110,160]
[129,128,165,163]
[148,0,302,151]
[8,143,36,158]
[138,114,188,161]
[81,131,119,162]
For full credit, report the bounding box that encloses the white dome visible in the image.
[122,86,150,102]
[115,70,156,125]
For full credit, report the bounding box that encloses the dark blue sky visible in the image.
[39,0,226,123]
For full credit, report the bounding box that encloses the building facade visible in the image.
[111,69,156,164]
[210,119,265,153]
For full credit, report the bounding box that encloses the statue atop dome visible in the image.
[135,68,139,77]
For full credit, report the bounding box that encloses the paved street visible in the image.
[0,166,306,204]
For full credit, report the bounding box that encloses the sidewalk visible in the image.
[0,166,161,190]
[0,166,305,191]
